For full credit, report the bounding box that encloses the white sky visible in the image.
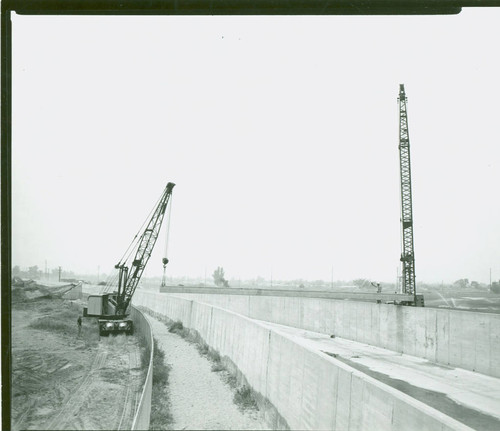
[11,10,500,284]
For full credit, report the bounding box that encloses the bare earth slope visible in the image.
[12,298,146,431]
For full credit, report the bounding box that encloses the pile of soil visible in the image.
[12,280,80,303]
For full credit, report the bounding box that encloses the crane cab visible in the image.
[83,293,133,336]
[84,293,117,317]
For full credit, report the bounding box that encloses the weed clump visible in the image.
[206,348,226,372]
[209,350,221,363]
[168,320,191,338]
[29,308,99,350]
[211,362,225,372]
[197,342,209,356]
[152,339,170,386]
[234,386,258,411]
[225,374,238,389]
[149,338,173,430]
[168,320,183,333]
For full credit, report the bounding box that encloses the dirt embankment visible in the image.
[12,297,147,431]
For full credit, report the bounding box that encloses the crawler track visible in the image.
[116,347,142,430]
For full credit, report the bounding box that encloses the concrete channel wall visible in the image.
[168,292,500,378]
[129,306,154,431]
[133,291,472,431]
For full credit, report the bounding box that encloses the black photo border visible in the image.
[1,1,495,429]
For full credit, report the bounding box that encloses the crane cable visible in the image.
[116,189,165,267]
[100,268,120,294]
[163,193,173,262]
[101,186,166,294]
[160,195,173,288]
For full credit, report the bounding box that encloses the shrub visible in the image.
[211,362,225,372]
[168,321,184,333]
[234,386,258,411]
[197,342,209,356]
[208,350,221,363]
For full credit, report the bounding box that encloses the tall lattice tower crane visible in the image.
[398,84,418,303]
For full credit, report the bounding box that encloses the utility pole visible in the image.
[331,265,334,289]
[490,268,492,290]
[58,266,62,282]
[398,84,417,302]
[97,265,100,284]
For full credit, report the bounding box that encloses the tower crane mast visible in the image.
[398,84,418,302]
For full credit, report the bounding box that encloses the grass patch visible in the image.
[28,305,100,349]
[152,339,169,386]
[149,338,174,430]
[29,317,73,333]
[58,308,80,320]
[234,386,258,411]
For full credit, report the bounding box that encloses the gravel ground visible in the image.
[146,314,267,430]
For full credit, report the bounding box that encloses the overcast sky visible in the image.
[11,9,500,284]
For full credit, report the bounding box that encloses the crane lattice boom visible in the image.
[398,84,416,297]
[116,182,175,314]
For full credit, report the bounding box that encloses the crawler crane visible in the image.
[84,182,176,335]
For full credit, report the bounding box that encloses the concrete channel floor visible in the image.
[256,319,500,431]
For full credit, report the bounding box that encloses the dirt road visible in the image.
[146,313,267,430]
[12,298,146,430]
